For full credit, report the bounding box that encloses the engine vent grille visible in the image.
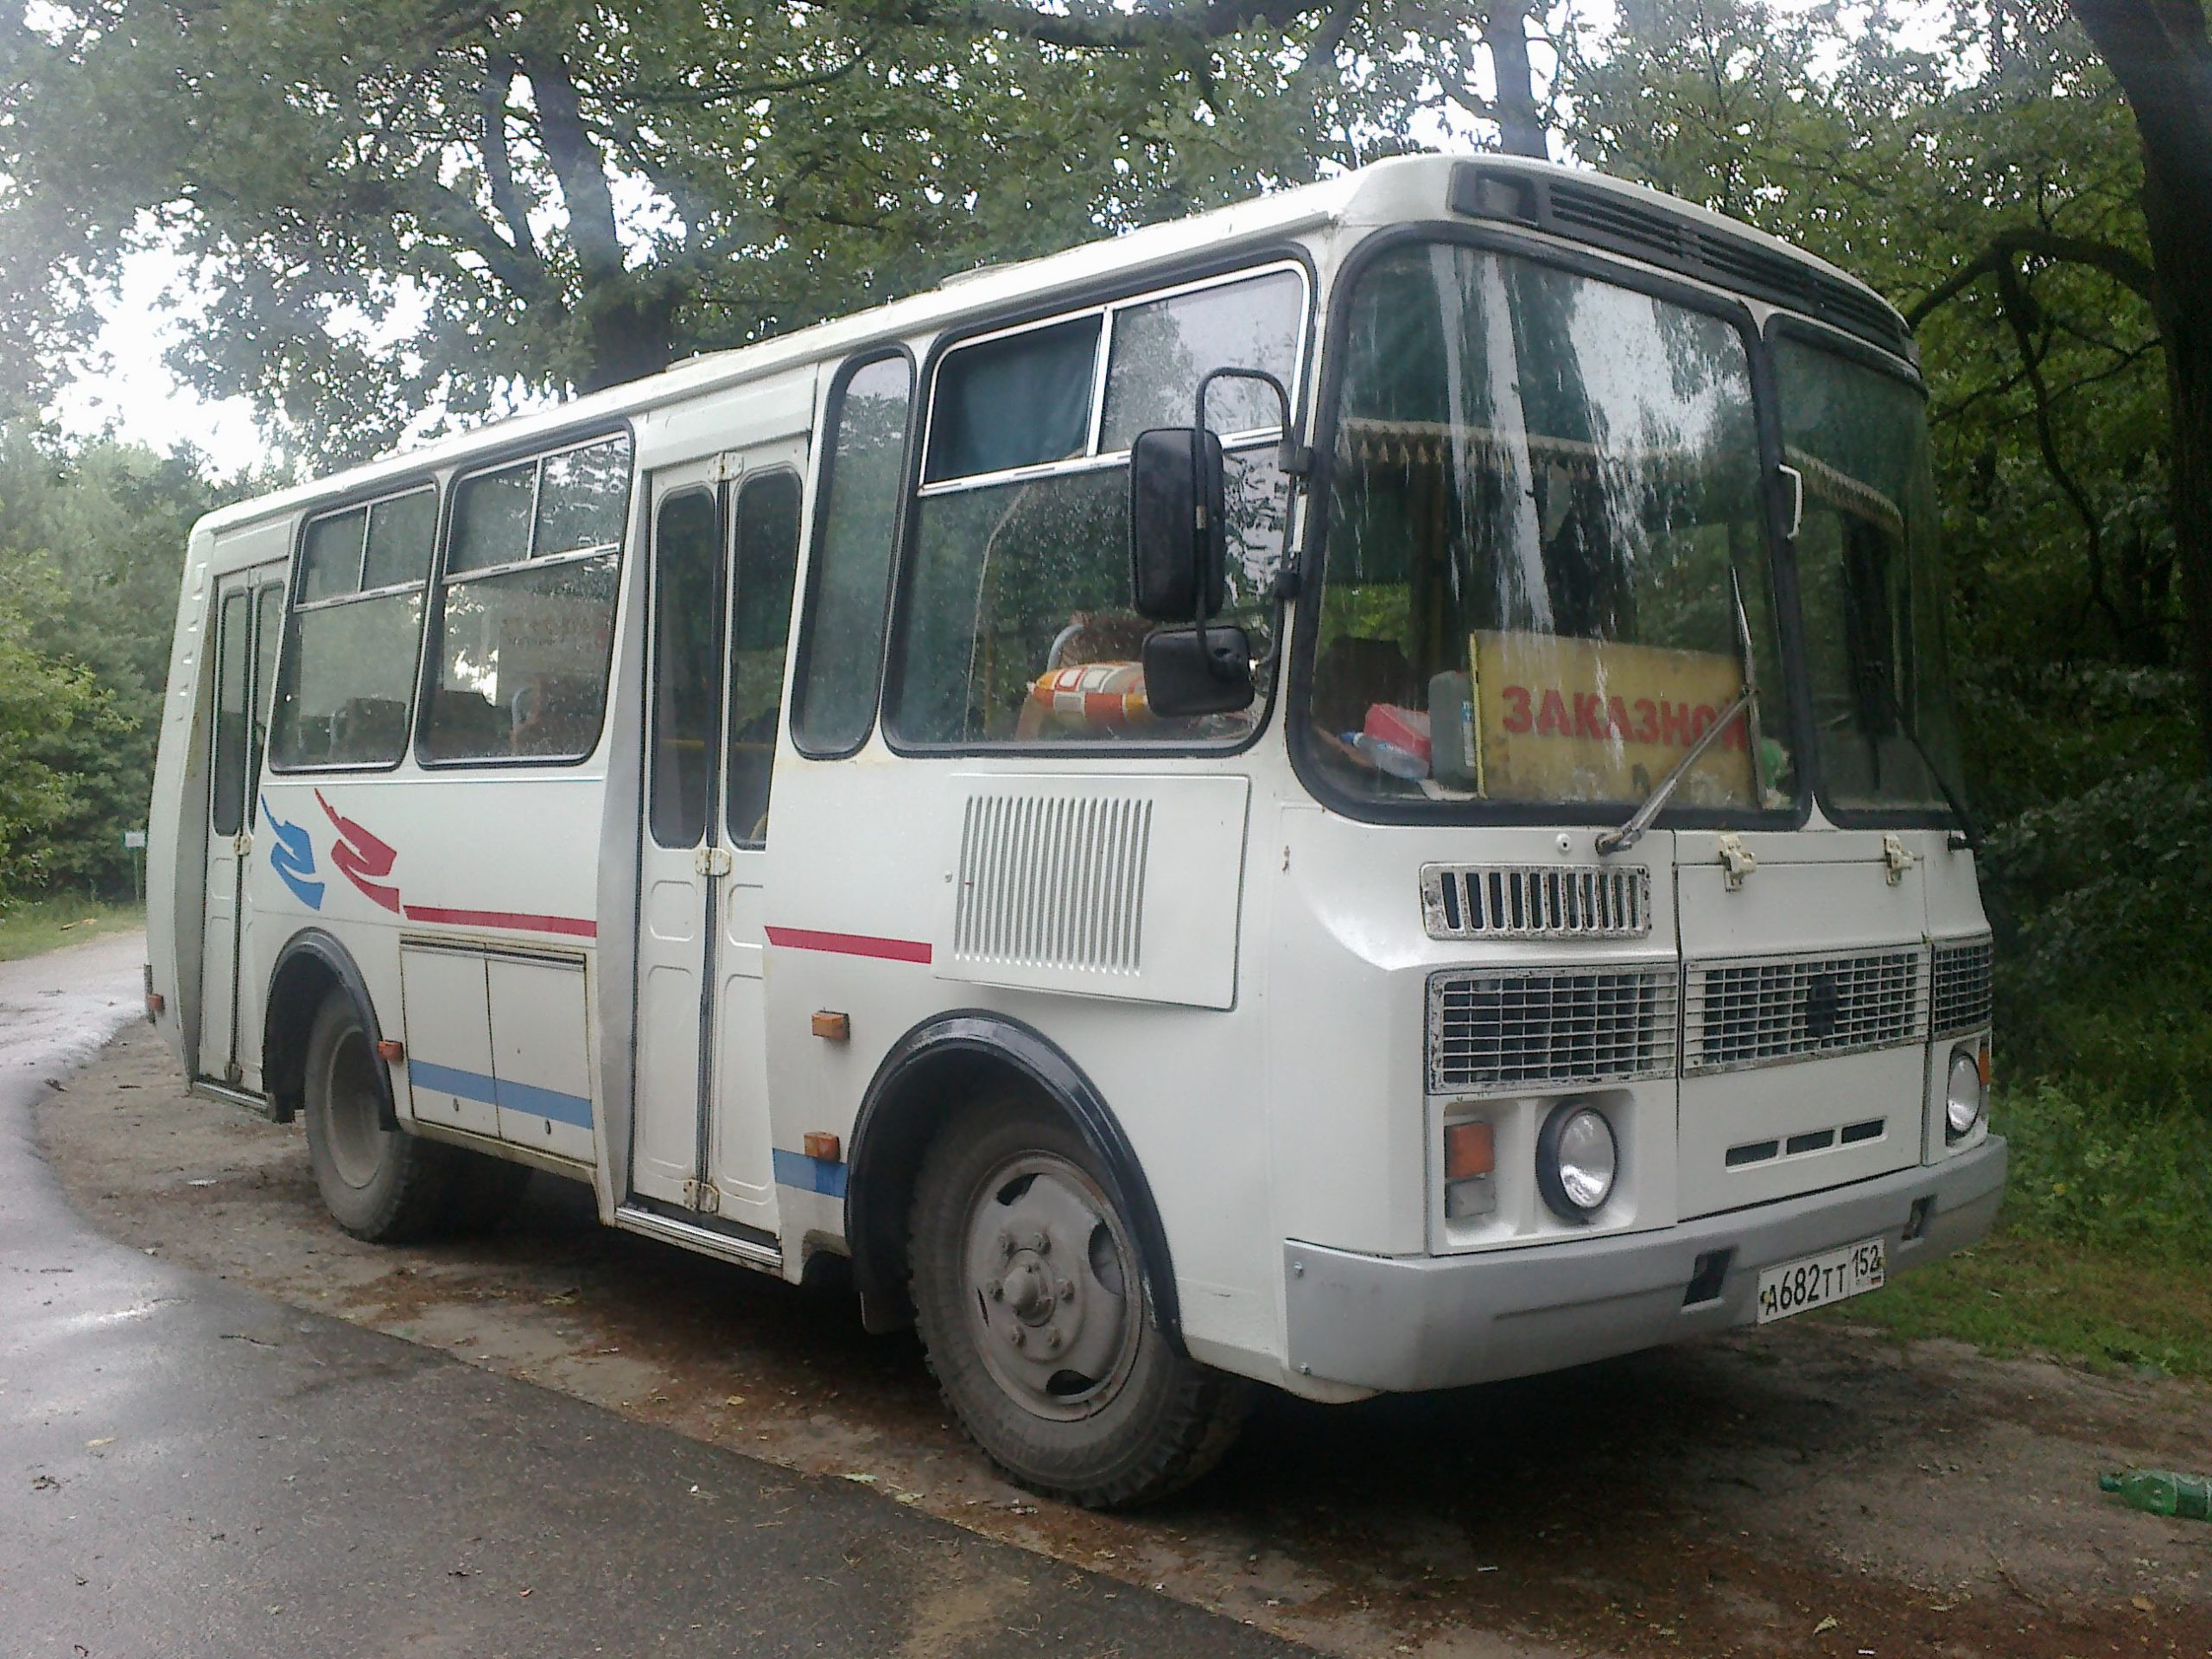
[951,793,1152,975]
[1685,948,1926,1075]
[1427,964,1680,1095]
[1421,863,1652,941]
[1450,162,1915,361]
[1930,936,1994,1038]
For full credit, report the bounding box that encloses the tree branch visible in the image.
[522,48,626,287]
[1906,226,2156,327]
[479,51,537,259]
[897,0,1313,52]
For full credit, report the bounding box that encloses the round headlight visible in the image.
[1945,1048,1985,1141]
[1537,1102,1618,1222]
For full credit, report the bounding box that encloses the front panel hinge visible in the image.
[232,831,252,857]
[1716,834,1758,892]
[696,844,733,878]
[1882,834,1916,886]
[683,1179,721,1215]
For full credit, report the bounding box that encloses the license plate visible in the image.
[1756,1236,1886,1324]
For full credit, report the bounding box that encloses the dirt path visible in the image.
[35,1021,2212,1658]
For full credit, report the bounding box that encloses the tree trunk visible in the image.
[2069,0,2212,771]
[1482,0,1548,159]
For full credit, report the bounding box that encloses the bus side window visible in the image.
[270,488,435,772]
[726,471,803,844]
[790,353,911,757]
[422,434,631,766]
[891,268,1300,749]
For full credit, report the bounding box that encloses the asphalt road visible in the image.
[0,935,1310,1659]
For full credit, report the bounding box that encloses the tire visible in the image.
[302,989,463,1243]
[908,1095,1249,1509]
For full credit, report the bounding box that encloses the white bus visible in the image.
[148,154,2005,1508]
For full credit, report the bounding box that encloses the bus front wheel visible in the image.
[908,1097,1248,1508]
[302,989,469,1243]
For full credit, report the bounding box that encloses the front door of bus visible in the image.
[632,447,806,1235]
[198,564,286,1090]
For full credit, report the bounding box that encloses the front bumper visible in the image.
[1283,1137,2007,1393]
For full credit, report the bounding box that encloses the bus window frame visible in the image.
[725,463,808,848]
[1286,219,1820,834]
[265,476,442,779]
[413,423,639,773]
[788,345,919,763]
[1763,310,1961,835]
[880,248,1318,761]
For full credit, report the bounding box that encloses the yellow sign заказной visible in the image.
[1470,630,1756,807]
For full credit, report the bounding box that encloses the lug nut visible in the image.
[1057,1279,1075,1300]
[989,1283,1004,1301]
[998,1229,1015,1259]
[1009,1328,1026,1348]
[1033,1233,1052,1255]
[1045,1330,1063,1352]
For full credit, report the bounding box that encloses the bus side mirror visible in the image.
[1142,624,1253,716]
[1128,427,1226,622]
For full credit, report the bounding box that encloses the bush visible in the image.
[1993,1074,2212,1263]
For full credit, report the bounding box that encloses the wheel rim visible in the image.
[320,1026,389,1190]
[959,1150,1143,1422]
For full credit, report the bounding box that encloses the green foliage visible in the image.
[0,425,219,896]
[1995,1075,2212,1261]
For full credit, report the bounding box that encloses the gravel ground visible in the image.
[34,1018,2212,1659]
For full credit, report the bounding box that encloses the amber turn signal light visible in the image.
[375,1039,405,1062]
[1445,1119,1495,1181]
[803,1130,842,1163]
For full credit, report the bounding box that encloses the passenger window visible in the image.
[211,593,251,836]
[1101,270,1301,448]
[925,317,1100,482]
[423,434,632,765]
[649,491,723,849]
[890,268,1302,748]
[726,471,803,843]
[791,354,911,756]
[270,485,436,770]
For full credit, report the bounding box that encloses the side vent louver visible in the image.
[951,793,1153,975]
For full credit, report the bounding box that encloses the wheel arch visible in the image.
[264,928,397,1130]
[844,1011,1184,1354]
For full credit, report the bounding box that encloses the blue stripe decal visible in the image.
[772,1148,848,1198]
[407,1059,594,1129]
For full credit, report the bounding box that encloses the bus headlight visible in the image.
[1536,1101,1617,1222]
[1945,1047,1985,1141]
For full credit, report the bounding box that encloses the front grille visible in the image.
[1421,863,1652,941]
[1427,964,1679,1095]
[1930,936,1994,1038]
[1685,948,1926,1074]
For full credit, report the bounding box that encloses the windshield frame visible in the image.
[1289,220,1817,832]
[1764,312,1965,833]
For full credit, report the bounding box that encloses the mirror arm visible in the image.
[1191,366,1300,682]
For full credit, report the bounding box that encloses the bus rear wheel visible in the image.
[302,989,467,1243]
[908,1097,1249,1508]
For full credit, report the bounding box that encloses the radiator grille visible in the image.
[951,793,1152,974]
[1685,948,1926,1074]
[1427,964,1679,1094]
[1421,863,1651,941]
[1930,936,1994,1038]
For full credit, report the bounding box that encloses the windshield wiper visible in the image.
[1595,685,1755,855]
[1598,569,1764,856]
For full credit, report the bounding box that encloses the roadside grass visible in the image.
[1835,1226,2212,1382]
[0,897,144,962]
[1830,1065,2212,1382]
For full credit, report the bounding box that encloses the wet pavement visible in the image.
[0,936,1311,1658]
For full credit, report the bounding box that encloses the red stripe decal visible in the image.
[404,903,598,939]
[764,925,932,963]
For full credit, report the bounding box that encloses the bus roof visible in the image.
[193,153,1903,540]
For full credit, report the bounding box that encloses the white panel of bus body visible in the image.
[709,873,775,1228]
[397,944,499,1137]
[487,956,596,1163]
[1674,833,1927,1219]
[932,773,1249,1010]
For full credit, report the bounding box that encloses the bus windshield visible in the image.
[1304,241,1796,817]
[1772,336,1965,819]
